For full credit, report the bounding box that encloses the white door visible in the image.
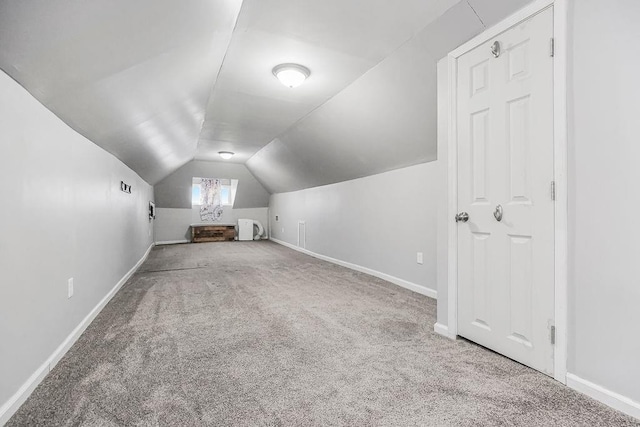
[456,7,555,375]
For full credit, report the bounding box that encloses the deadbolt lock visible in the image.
[491,41,501,58]
[494,205,503,222]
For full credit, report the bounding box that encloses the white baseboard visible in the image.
[270,237,437,299]
[155,239,189,245]
[434,322,457,340]
[566,373,640,420]
[0,243,155,426]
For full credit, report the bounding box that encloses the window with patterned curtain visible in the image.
[192,178,238,221]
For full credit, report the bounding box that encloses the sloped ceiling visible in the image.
[245,0,534,193]
[0,0,532,189]
[0,0,242,184]
[193,0,460,165]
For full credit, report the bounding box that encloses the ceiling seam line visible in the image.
[465,0,486,28]
[192,0,247,161]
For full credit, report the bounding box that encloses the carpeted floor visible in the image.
[8,241,639,426]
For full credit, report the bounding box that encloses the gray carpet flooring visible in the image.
[8,241,639,426]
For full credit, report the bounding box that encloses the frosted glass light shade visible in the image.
[272,63,310,88]
[218,151,234,160]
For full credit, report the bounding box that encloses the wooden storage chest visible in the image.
[191,224,235,243]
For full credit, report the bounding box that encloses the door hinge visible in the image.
[550,325,556,345]
[550,38,555,57]
[550,181,556,201]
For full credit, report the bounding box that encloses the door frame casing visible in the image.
[444,0,568,384]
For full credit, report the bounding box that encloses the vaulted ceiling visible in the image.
[0,0,531,191]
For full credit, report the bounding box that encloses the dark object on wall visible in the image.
[121,181,132,193]
[191,224,235,243]
[149,201,155,220]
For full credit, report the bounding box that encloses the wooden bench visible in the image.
[191,224,235,243]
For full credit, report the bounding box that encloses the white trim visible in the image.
[446,52,459,340]
[270,237,437,300]
[450,0,555,58]
[566,373,640,420]
[552,0,569,385]
[445,0,568,383]
[0,365,49,427]
[0,243,155,425]
[434,322,456,340]
[155,239,190,245]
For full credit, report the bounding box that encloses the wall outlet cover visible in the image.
[68,278,74,298]
[417,252,423,265]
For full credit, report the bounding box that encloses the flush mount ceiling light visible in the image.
[272,63,310,88]
[218,151,234,160]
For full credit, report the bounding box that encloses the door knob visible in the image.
[455,212,469,223]
[494,205,503,222]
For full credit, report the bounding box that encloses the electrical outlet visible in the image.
[275,215,279,221]
[68,278,74,298]
[282,227,285,233]
[417,252,423,265]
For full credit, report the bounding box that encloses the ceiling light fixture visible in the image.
[272,63,310,88]
[218,151,234,160]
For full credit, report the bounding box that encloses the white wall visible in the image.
[435,0,640,416]
[568,0,640,405]
[155,207,269,243]
[0,71,154,416]
[269,162,439,296]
